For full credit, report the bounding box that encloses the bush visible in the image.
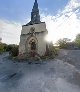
[6,45,13,51]
[0,44,4,53]
[0,43,7,53]
[0,43,19,56]
[0,43,13,53]
[9,46,19,57]
[45,44,58,59]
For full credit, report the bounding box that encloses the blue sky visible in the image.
[0,0,80,44]
[0,0,69,22]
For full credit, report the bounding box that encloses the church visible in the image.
[19,0,50,59]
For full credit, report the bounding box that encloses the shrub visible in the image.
[6,45,13,51]
[45,44,58,59]
[9,46,19,57]
[0,44,4,53]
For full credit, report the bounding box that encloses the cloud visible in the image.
[0,0,80,45]
[0,19,21,44]
[41,0,80,44]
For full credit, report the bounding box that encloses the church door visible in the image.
[30,41,37,57]
[31,42,36,50]
[26,37,38,57]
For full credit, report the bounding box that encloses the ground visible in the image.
[0,51,80,92]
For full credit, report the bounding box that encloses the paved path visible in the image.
[0,52,80,92]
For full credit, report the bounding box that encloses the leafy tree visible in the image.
[75,34,80,48]
[57,38,71,49]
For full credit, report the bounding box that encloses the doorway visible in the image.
[31,42,36,50]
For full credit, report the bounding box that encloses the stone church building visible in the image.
[19,0,50,59]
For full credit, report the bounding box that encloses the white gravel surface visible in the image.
[0,52,80,92]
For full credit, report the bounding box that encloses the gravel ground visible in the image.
[58,49,80,70]
[0,52,80,92]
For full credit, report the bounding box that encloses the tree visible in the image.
[75,34,80,48]
[57,38,71,49]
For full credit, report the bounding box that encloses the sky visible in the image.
[0,0,80,44]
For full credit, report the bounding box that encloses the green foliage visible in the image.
[0,43,4,53]
[0,42,19,57]
[0,43,7,53]
[45,43,58,59]
[75,34,80,48]
[52,47,59,56]
[57,38,71,49]
[10,45,19,57]
[6,45,14,51]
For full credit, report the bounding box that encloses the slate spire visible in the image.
[26,0,41,26]
[32,0,38,12]
[31,0,41,24]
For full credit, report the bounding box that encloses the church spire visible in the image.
[26,0,41,26]
[31,0,41,24]
[32,0,38,12]
[35,0,37,3]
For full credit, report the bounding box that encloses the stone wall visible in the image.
[19,22,48,58]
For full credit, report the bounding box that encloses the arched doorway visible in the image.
[31,41,36,50]
[29,39,37,51]
[26,36,38,57]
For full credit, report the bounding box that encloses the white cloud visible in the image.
[0,19,21,44]
[0,0,80,45]
[41,0,80,44]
